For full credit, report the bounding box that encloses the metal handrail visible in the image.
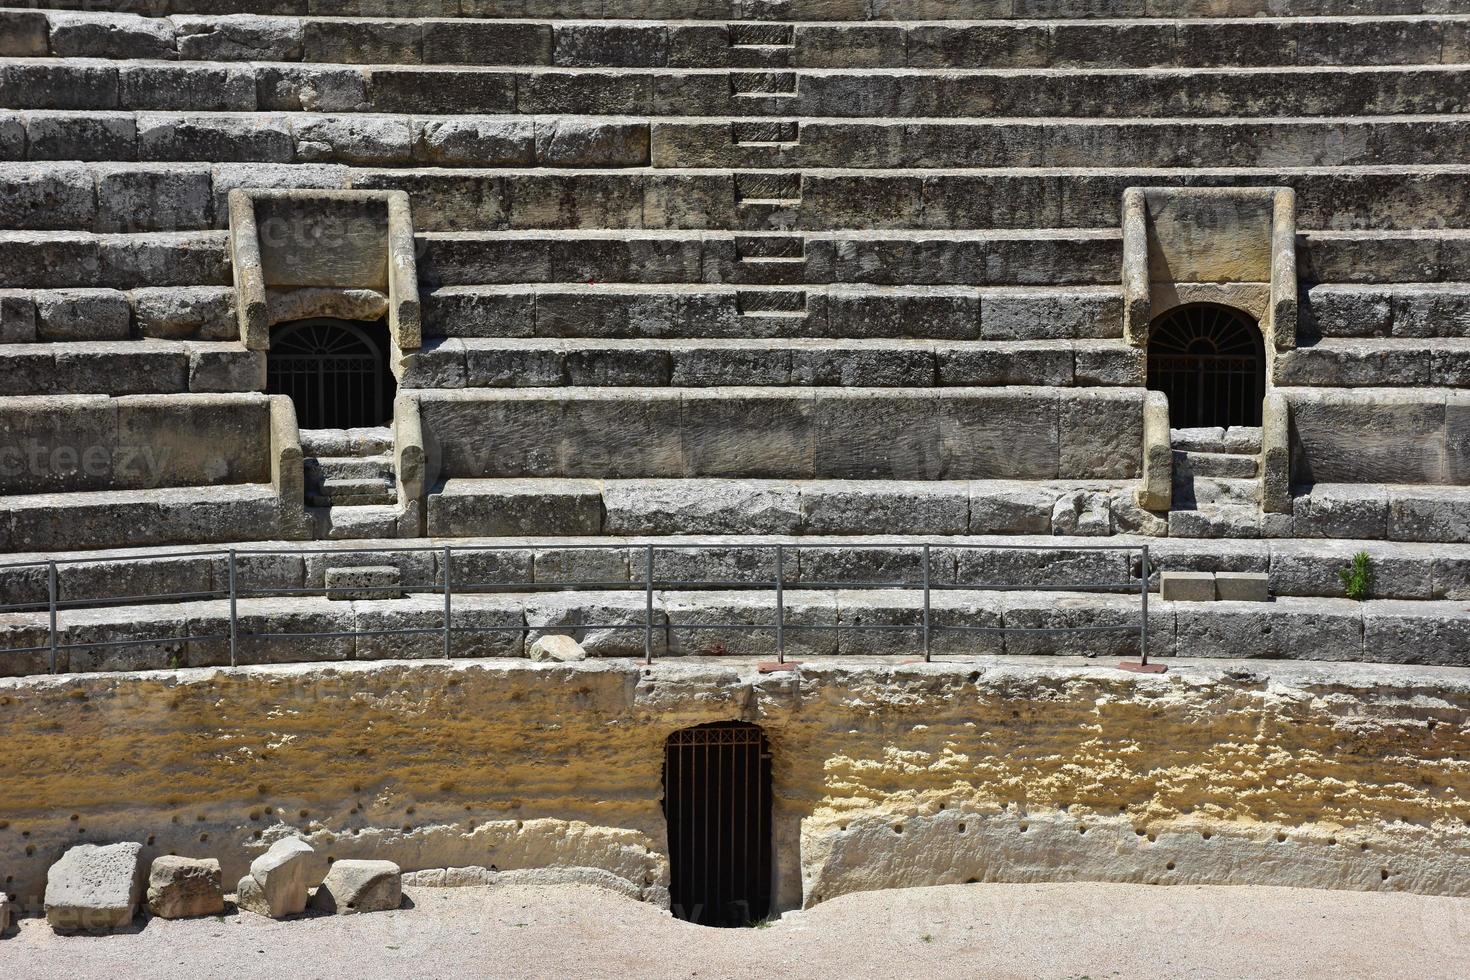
[0,541,1153,675]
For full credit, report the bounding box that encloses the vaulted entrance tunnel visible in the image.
[1146,303,1266,429]
[266,318,397,430]
[662,722,774,928]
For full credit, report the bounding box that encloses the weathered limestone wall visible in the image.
[2,657,1468,915]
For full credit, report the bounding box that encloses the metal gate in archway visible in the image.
[266,318,395,430]
[663,722,773,928]
[1146,303,1266,429]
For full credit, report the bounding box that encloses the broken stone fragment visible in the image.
[530,634,587,662]
[308,859,402,914]
[44,842,144,932]
[147,855,224,920]
[242,837,314,918]
[0,891,11,935]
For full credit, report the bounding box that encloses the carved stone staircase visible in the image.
[1169,427,1268,539]
[301,427,401,540]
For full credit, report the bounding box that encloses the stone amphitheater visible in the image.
[2,0,1470,936]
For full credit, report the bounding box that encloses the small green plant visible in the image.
[1339,550,1373,601]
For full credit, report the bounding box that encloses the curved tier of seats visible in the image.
[0,0,1467,671]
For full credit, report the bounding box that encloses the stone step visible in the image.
[0,533,1463,613]
[0,339,260,395]
[420,228,1470,291]
[9,11,1463,70]
[309,477,397,507]
[1170,427,1263,454]
[299,426,394,457]
[305,453,395,481]
[1274,337,1470,387]
[425,476,1147,537]
[6,584,1470,675]
[18,1,1451,24]
[359,163,1470,234]
[1172,450,1259,480]
[1291,482,1470,543]
[1167,504,1268,540]
[412,384,1145,481]
[652,114,1470,170]
[0,230,229,288]
[3,159,1466,235]
[4,59,1470,118]
[1173,475,1260,508]
[417,230,1126,288]
[16,109,1470,171]
[1304,282,1470,339]
[2,227,1468,294]
[401,336,1141,387]
[308,504,404,540]
[2,483,291,553]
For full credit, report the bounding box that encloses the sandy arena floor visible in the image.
[2,880,1469,980]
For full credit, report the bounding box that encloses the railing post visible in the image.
[47,560,58,674]
[443,546,453,660]
[1139,545,1150,666]
[227,549,238,668]
[922,544,932,663]
[774,544,785,664]
[644,543,655,666]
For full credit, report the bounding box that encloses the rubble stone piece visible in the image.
[242,837,313,918]
[530,634,587,662]
[146,855,224,920]
[308,860,402,915]
[44,842,143,932]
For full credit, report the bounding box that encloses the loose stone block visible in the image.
[1216,572,1270,602]
[44,842,144,933]
[308,860,402,915]
[0,891,10,934]
[242,837,313,919]
[1160,571,1217,602]
[147,856,224,920]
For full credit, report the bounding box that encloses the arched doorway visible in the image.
[266,318,396,430]
[662,722,773,928]
[1146,303,1266,428]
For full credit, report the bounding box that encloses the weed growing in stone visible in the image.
[1340,551,1374,601]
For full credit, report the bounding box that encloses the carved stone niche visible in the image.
[226,188,422,358]
[1121,186,1297,352]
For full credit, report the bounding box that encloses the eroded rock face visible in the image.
[147,856,224,920]
[44,842,143,933]
[308,859,401,914]
[3,659,1470,915]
